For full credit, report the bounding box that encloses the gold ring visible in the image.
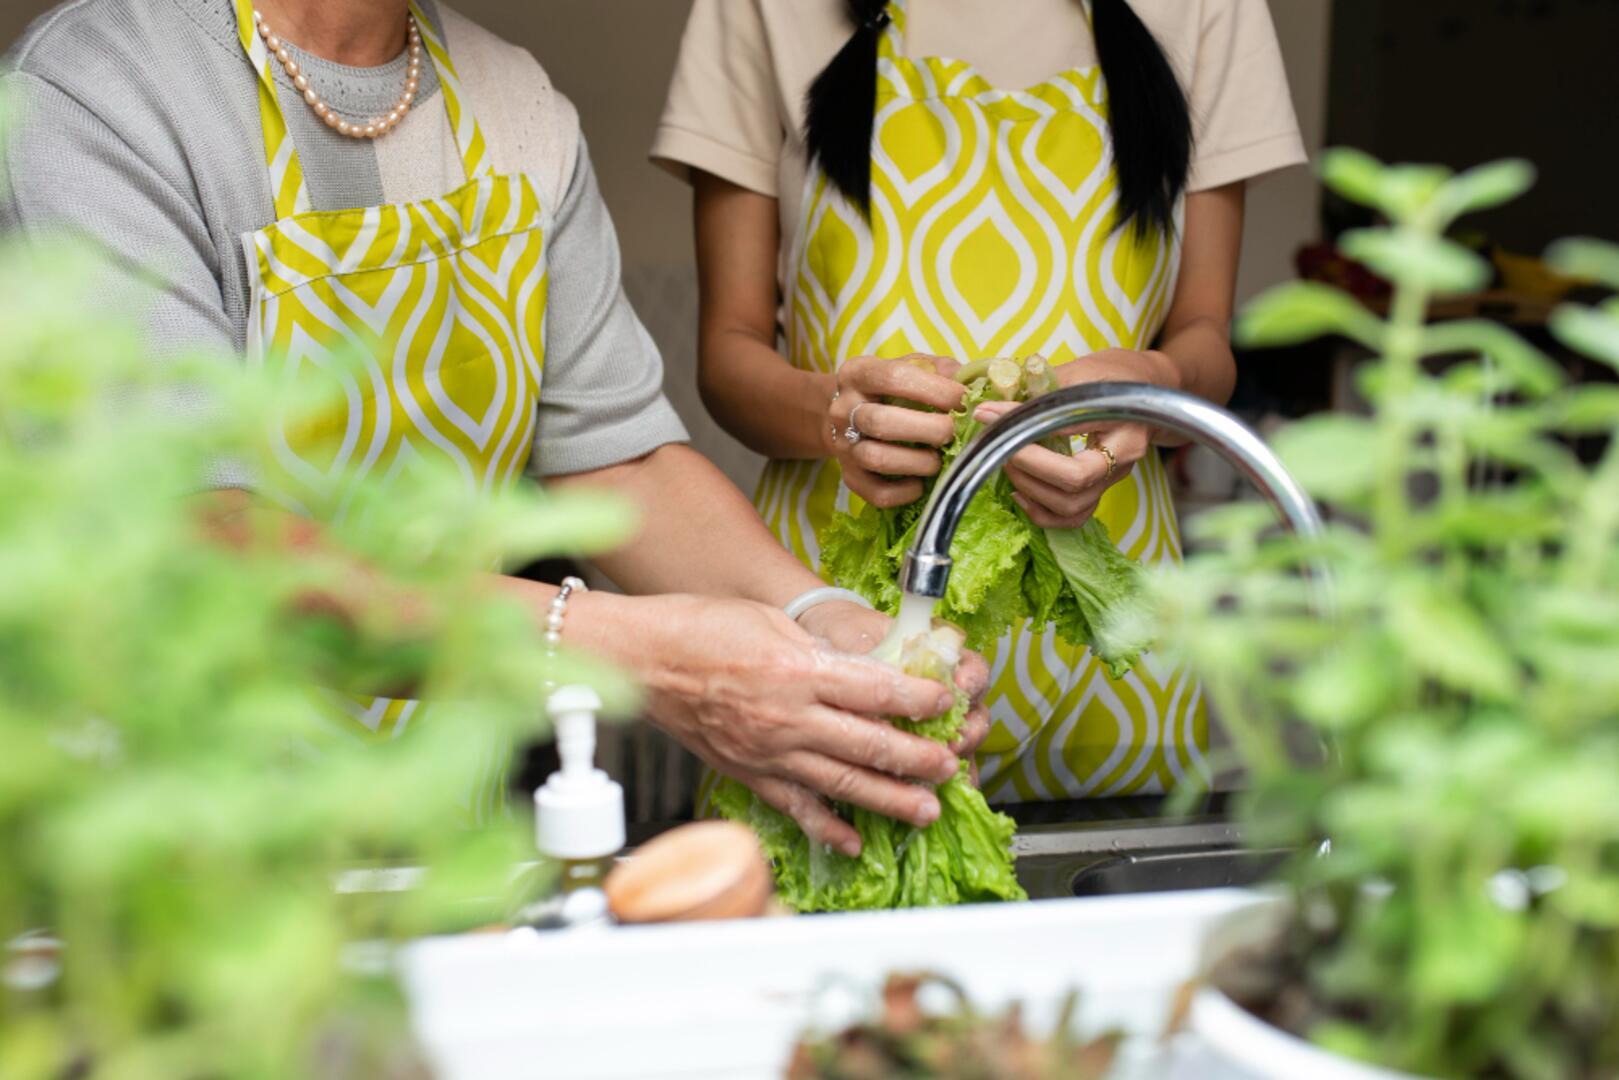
[1089,438,1117,484]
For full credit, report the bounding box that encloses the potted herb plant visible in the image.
[0,110,634,1077]
[1156,150,1619,1079]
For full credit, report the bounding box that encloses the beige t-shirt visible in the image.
[652,0,1307,290]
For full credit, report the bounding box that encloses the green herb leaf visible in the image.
[1387,580,1519,701]
[1319,147,1388,209]
[1549,385,1619,432]
[1273,415,1379,503]
[1546,237,1619,290]
[1548,872,1619,930]
[1377,164,1455,222]
[1235,282,1385,350]
[1436,159,1536,219]
[1340,229,1492,294]
[1309,1021,1383,1066]
[1290,636,1397,731]
[1424,320,1564,397]
[1413,895,1524,1004]
[1548,305,1619,373]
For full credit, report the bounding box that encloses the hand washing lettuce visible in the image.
[712,617,1027,913]
[820,355,1151,677]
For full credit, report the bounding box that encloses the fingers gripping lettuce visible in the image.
[712,619,1026,913]
[821,358,1152,677]
[719,357,1151,912]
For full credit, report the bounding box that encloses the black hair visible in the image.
[803,0,1192,238]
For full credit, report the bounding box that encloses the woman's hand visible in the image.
[599,593,968,856]
[827,355,966,509]
[974,349,1181,530]
[796,600,993,771]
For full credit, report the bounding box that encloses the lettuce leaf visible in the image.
[1042,522,1151,678]
[818,376,1153,672]
[722,363,1153,913]
[713,674,1026,913]
[714,766,1026,913]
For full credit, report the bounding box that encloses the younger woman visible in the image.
[655,0,1306,801]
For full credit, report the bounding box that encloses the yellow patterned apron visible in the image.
[235,0,548,818]
[759,0,1208,801]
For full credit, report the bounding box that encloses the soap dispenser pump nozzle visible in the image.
[534,685,625,861]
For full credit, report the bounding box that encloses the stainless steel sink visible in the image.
[623,795,1283,903]
[1005,795,1281,901]
[1067,847,1286,896]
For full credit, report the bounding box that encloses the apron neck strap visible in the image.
[409,2,492,182]
[876,0,904,61]
[235,0,308,218]
[878,0,1096,63]
[233,0,493,220]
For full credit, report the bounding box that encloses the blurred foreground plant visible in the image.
[1157,151,1619,1078]
[0,129,635,1080]
[786,973,1119,1080]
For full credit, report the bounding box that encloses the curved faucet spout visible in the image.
[898,381,1327,603]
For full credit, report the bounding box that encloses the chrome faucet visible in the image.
[898,381,1327,603]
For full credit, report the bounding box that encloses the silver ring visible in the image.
[844,402,868,445]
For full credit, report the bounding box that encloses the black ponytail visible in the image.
[1091,0,1191,237]
[803,0,1192,238]
[803,0,890,214]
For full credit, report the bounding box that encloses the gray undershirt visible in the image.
[1,0,686,477]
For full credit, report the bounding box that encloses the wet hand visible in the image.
[797,600,992,764]
[630,595,962,856]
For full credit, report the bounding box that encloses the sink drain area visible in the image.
[1007,803,1284,901]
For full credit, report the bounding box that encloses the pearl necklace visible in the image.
[253,8,422,140]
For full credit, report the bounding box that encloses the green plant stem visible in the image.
[1402,846,1459,1072]
[1200,661,1289,777]
[1600,932,1619,1065]
[1456,849,1585,1076]
[1563,425,1619,588]
[1375,256,1432,558]
[1437,420,1469,591]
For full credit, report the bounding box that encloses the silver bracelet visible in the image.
[545,575,588,650]
[783,586,875,623]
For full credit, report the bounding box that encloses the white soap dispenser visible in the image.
[514,685,625,931]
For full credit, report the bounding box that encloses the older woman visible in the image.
[0,0,987,851]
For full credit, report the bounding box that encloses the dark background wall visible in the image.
[1329,0,1619,251]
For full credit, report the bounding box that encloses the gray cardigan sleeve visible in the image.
[528,138,688,479]
[1,70,237,357]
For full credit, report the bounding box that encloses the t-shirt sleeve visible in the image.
[649,0,782,195]
[1184,0,1308,193]
[529,137,688,479]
